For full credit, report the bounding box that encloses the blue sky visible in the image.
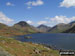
[0,0,75,27]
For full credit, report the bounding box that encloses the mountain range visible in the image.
[37,21,75,33]
[0,21,39,37]
[48,21,75,33]
[0,21,75,37]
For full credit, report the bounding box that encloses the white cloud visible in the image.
[60,0,75,8]
[46,16,75,26]
[32,0,44,6]
[0,12,14,24]
[26,20,34,24]
[26,0,44,9]
[50,16,75,23]
[6,2,15,6]
[37,21,48,25]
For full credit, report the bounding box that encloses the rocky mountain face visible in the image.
[14,21,30,27]
[69,21,75,27]
[63,21,75,33]
[13,21,38,34]
[63,26,75,33]
[37,24,51,32]
[48,23,71,33]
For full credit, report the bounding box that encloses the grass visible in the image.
[0,36,59,56]
[0,46,13,56]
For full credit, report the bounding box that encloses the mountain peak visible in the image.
[37,24,51,32]
[15,21,30,27]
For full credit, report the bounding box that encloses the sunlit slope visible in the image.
[0,21,38,37]
[0,37,59,56]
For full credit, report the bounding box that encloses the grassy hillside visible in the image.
[48,23,71,33]
[0,22,37,37]
[0,37,59,56]
[13,21,37,33]
[0,46,13,56]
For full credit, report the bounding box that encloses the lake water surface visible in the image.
[15,33,75,50]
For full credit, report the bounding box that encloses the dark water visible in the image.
[15,33,75,50]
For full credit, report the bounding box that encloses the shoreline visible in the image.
[31,42,75,52]
[26,42,59,51]
[9,33,75,51]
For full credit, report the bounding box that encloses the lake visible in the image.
[15,33,75,50]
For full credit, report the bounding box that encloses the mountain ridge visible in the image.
[0,20,75,37]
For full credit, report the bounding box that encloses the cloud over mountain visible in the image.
[26,20,34,24]
[50,16,75,24]
[37,21,48,25]
[43,16,75,26]
[0,12,14,24]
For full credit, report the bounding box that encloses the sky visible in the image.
[0,0,75,27]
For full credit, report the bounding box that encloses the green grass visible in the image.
[0,36,59,56]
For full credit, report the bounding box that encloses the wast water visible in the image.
[15,33,75,50]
